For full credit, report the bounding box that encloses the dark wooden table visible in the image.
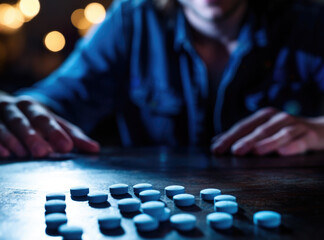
[1,147,324,240]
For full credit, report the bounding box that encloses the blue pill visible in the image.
[98,214,122,229]
[170,213,196,231]
[133,183,153,194]
[133,213,159,232]
[58,224,83,239]
[141,201,165,218]
[118,198,141,212]
[200,188,221,201]
[109,183,129,195]
[214,194,236,203]
[173,194,195,207]
[164,185,185,197]
[46,193,65,201]
[139,190,160,202]
[88,191,108,204]
[45,213,67,229]
[45,200,66,213]
[207,212,233,230]
[214,201,238,214]
[253,211,281,228]
[159,208,171,222]
[70,186,89,197]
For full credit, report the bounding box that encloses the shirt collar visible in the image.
[173,8,189,51]
[173,7,269,52]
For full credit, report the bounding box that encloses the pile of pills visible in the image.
[44,183,282,238]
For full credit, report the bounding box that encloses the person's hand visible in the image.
[210,107,324,156]
[0,95,100,158]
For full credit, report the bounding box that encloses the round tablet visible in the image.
[70,186,89,197]
[164,185,185,197]
[88,191,108,204]
[133,213,159,232]
[45,200,66,213]
[170,213,196,231]
[207,212,233,230]
[253,211,281,228]
[139,190,160,202]
[173,194,195,207]
[141,201,165,218]
[159,208,171,222]
[214,194,236,203]
[58,224,83,239]
[200,188,221,201]
[133,183,153,194]
[46,193,65,201]
[109,183,129,195]
[45,213,67,229]
[214,201,238,214]
[98,214,122,229]
[118,198,141,212]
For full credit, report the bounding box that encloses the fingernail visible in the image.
[15,145,27,158]
[57,139,73,153]
[47,145,54,154]
[254,146,266,155]
[31,143,48,157]
[1,149,10,158]
[232,143,248,156]
[278,147,289,156]
[212,142,225,154]
[87,140,100,153]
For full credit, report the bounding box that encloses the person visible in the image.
[1,0,324,158]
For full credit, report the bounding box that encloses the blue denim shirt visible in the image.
[17,0,324,146]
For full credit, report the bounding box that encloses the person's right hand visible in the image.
[0,95,100,158]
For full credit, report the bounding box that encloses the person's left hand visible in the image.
[210,107,324,156]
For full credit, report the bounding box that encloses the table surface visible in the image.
[1,147,324,240]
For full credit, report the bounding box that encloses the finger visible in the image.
[277,131,317,156]
[19,102,73,153]
[211,107,278,154]
[253,124,307,155]
[0,122,27,157]
[0,143,10,158]
[55,115,100,153]
[2,103,51,157]
[211,134,222,143]
[231,112,296,155]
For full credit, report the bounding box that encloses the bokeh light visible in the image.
[71,8,91,30]
[18,0,40,20]
[0,4,24,33]
[44,31,66,52]
[84,2,106,24]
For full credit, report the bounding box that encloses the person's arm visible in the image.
[211,107,324,156]
[211,4,324,157]
[0,1,130,158]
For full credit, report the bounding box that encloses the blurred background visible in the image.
[1,0,324,94]
[0,0,116,144]
[0,0,112,93]
[0,0,324,145]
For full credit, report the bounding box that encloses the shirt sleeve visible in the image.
[15,0,131,133]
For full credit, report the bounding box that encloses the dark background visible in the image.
[0,0,117,144]
[1,0,324,92]
[0,0,113,93]
[0,0,324,145]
